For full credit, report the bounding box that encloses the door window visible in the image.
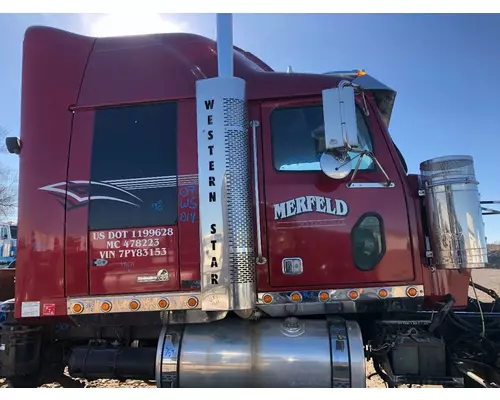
[351,213,386,271]
[271,104,374,172]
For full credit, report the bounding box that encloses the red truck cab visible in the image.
[0,21,494,389]
[8,26,471,320]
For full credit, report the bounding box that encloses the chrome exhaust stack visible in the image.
[196,13,256,312]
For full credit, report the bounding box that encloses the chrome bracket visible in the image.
[346,149,394,189]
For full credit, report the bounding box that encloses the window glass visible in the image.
[271,104,374,172]
[89,101,178,230]
[9,226,17,240]
[351,214,385,271]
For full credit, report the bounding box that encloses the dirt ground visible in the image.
[0,269,498,389]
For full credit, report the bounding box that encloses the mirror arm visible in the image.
[346,149,394,189]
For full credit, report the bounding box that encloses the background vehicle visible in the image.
[0,222,16,265]
[1,15,499,388]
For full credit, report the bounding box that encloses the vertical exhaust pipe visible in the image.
[196,13,256,313]
[216,14,234,78]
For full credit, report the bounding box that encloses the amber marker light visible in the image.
[319,291,330,302]
[290,292,302,302]
[406,287,418,298]
[100,301,112,312]
[262,294,273,304]
[357,70,367,76]
[348,290,359,300]
[129,300,141,311]
[72,303,83,314]
[187,297,199,308]
[158,298,169,310]
[378,289,389,299]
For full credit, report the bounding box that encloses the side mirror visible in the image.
[5,137,21,155]
[322,80,359,151]
[319,80,359,180]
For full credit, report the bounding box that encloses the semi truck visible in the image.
[1,14,499,388]
[0,222,16,265]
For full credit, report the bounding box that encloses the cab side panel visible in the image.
[65,111,95,297]
[15,27,95,318]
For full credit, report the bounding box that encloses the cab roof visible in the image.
[23,26,395,126]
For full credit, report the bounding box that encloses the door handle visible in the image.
[250,120,267,265]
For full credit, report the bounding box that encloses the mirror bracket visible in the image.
[345,149,395,189]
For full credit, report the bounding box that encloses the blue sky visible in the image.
[0,13,499,241]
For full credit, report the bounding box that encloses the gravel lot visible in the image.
[1,269,498,389]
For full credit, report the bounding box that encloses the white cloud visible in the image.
[81,13,188,38]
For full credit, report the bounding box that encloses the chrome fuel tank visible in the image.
[420,155,488,269]
[156,317,365,388]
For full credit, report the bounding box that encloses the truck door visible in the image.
[259,97,416,288]
[85,101,181,295]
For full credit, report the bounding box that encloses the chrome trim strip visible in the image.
[67,292,201,315]
[346,182,395,188]
[256,285,424,305]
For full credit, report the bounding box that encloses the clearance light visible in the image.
[348,290,359,300]
[129,299,141,311]
[378,289,389,299]
[262,294,273,304]
[357,70,367,76]
[406,287,418,298]
[319,291,330,302]
[100,301,112,313]
[72,303,84,314]
[187,297,199,308]
[158,298,169,310]
[290,292,302,302]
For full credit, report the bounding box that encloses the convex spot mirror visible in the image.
[320,151,353,180]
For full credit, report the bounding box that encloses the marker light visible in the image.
[406,287,418,298]
[72,303,83,314]
[101,301,112,312]
[319,292,330,301]
[262,294,273,304]
[348,290,359,300]
[319,291,330,302]
[378,289,389,298]
[357,70,367,76]
[290,292,302,302]
[187,297,199,308]
[129,300,141,311]
[158,298,169,310]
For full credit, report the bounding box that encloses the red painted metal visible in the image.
[14,27,95,319]
[14,26,467,318]
[177,101,202,290]
[65,111,94,297]
[89,226,179,295]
